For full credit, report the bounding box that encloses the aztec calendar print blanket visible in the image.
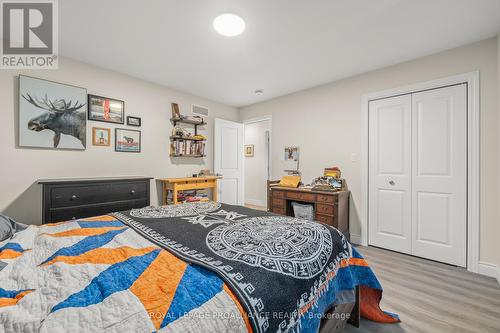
[0,203,398,333]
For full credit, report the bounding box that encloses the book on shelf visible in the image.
[170,140,205,156]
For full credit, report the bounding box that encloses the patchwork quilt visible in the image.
[0,203,398,333]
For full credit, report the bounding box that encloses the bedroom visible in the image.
[1,1,499,332]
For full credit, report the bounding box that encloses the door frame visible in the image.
[243,115,273,207]
[360,71,480,273]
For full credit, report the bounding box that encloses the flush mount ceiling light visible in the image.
[213,13,245,37]
[254,89,264,96]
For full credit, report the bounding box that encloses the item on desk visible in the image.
[324,166,341,179]
[278,175,301,188]
[199,169,215,176]
[311,176,344,192]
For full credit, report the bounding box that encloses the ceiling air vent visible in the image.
[192,104,209,117]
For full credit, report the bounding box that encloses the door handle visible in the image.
[388,180,395,186]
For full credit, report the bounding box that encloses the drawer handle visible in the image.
[130,190,136,195]
[70,195,78,200]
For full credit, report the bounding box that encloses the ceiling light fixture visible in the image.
[254,89,264,96]
[213,13,245,37]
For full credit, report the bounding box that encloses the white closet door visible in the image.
[368,95,412,254]
[411,85,467,267]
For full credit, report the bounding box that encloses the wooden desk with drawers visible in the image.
[268,184,350,240]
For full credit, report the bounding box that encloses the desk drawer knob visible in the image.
[130,190,136,195]
[70,195,78,200]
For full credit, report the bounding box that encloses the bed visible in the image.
[0,202,398,332]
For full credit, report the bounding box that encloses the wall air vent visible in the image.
[192,104,209,117]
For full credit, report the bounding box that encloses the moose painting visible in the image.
[19,75,87,150]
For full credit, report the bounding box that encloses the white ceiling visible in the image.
[60,0,500,107]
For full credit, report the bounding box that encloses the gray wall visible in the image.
[0,57,238,224]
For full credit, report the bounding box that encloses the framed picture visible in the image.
[284,147,299,161]
[171,103,181,119]
[127,116,141,127]
[88,94,124,124]
[19,75,87,150]
[115,128,141,153]
[92,127,111,146]
[245,144,254,157]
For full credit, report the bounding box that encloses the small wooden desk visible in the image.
[159,176,221,205]
[268,183,350,240]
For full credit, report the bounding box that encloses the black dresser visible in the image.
[39,177,152,224]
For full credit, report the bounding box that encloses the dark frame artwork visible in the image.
[127,116,141,127]
[88,94,125,124]
[115,128,141,153]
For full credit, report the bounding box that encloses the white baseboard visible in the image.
[245,198,267,207]
[478,261,500,285]
[350,234,362,245]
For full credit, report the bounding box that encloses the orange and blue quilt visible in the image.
[0,213,397,332]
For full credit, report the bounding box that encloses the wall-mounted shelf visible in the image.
[170,136,206,142]
[171,117,206,126]
[170,117,206,157]
[169,154,206,158]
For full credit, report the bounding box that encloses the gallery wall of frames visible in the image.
[19,75,143,153]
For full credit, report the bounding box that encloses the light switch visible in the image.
[351,153,358,163]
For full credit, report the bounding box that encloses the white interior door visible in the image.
[214,118,244,205]
[411,85,467,267]
[368,95,412,254]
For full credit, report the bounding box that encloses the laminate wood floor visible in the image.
[344,246,500,333]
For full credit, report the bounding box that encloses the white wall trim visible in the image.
[360,71,481,274]
[478,262,500,285]
[243,115,273,125]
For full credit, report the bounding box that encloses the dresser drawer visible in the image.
[286,191,316,202]
[50,182,148,208]
[317,194,336,204]
[316,214,335,226]
[272,198,285,208]
[272,190,285,198]
[272,207,285,215]
[49,199,148,223]
[317,204,334,216]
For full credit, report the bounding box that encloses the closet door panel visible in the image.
[411,85,467,267]
[368,95,412,254]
